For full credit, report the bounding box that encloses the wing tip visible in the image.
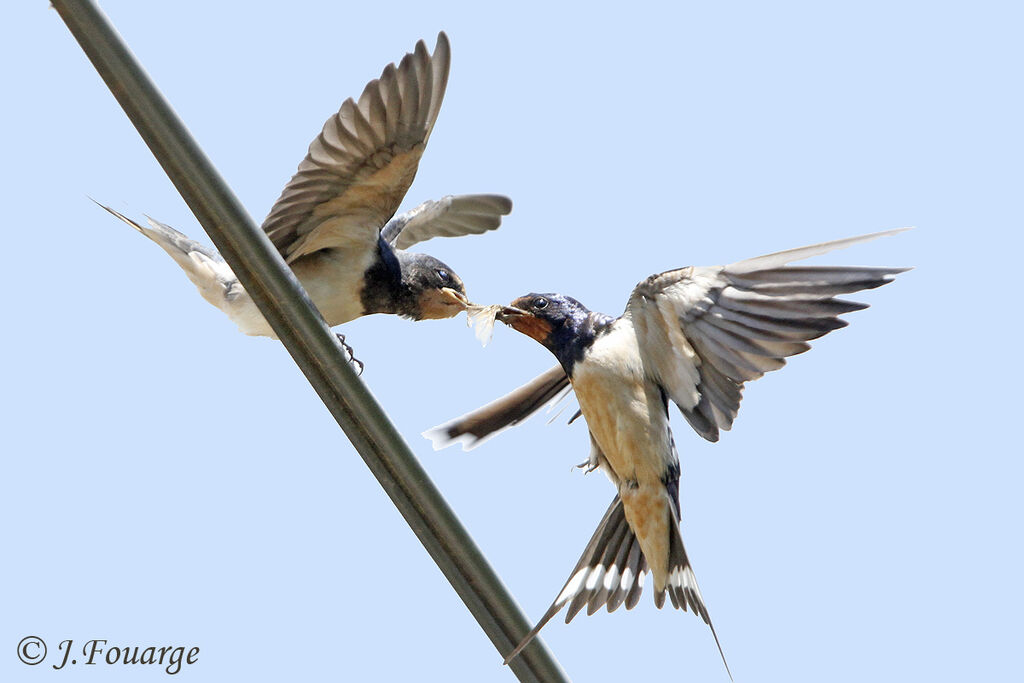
[435,30,451,53]
[729,226,913,273]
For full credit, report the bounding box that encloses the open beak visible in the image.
[496,305,528,324]
[441,287,470,310]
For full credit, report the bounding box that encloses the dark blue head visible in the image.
[500,293,612,373]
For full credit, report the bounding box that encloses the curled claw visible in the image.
[335,333,364,376]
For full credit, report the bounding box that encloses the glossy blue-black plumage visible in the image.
[510,293,615,375]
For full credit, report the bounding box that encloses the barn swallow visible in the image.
[99,33,511,360]
[429,228,909,674]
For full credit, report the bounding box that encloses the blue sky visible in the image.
[2,2,1020,681]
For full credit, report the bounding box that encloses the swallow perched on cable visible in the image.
[99,33,511,364]
[430,228,909,674]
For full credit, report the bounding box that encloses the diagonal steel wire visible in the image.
[51,2,568,680]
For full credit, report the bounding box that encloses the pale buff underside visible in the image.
[210,241,378,338]
[569,319,678,592]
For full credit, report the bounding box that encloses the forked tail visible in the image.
[504,496,731,679]
[95,201,239,310]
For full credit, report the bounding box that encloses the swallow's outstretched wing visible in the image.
[427,229,910,449]
[381,194,513,250]
[262,33,451,263]
[628,228,911,442]
[424,364,571,450]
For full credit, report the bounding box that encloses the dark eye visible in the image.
[436,269,450,284]
[532,297,548,310]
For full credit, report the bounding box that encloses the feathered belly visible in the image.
[571,341,677,590]
[292,247,374,326]
[570,329,672,487]
[223,246,374,337]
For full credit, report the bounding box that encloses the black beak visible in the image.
[496,305,528,324]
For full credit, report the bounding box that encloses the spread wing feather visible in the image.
[628,228,910,442]
[423,365,571,450]
[261,33,451,263]
[381,194,512,249]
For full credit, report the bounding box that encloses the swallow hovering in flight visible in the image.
[100,33,511,364]
[429,228,909,675]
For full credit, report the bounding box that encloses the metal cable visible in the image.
[52,2,568,680]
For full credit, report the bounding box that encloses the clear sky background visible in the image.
[2,2,1020,681]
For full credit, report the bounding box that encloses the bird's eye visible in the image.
[533,297,548,310]
[436,269,450,284]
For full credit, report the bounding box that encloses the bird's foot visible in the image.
[336,333,364,375]
[575,459,600,474]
